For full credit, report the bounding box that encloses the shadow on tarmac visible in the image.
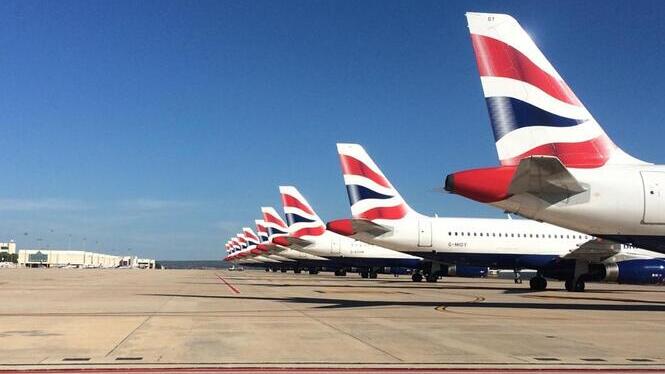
[140,293,665,311]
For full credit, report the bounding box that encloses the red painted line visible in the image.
[0,367,664,373]
[216,274,240,294]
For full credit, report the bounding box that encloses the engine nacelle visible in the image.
[604,259,665,285]
[444,265,488,278]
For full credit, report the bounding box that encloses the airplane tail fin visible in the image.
[466,12,644,168]
[242,227,260,247]
[279,186,326,238]
[235,233,247,249]
[254,219,269,244]
[336,143,417,221]
[261,206,290,240]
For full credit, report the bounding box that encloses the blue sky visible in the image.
[1,0,664,260]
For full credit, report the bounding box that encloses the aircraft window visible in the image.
[492,233,496,237]
[480,233,483,237]
[454,232,458,236]
[473,233,477,236]
[517,234,521,238]
[567,235,570,239]
[535,234,539,238]
[530,234,533,238]
[467,232,471,236]
[461,232,464,236]
[448,232,451,236]
[511,233,514,237]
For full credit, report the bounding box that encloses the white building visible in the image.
[0,241,17,255]
[18,249,155,269]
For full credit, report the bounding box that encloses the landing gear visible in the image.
[514,269,523,284]
[294,268,302,274]
[411,272,423,282]
[529,276,547,291]
[369,272,378,279]
[565,277,585,292]
[360,272,369,279]
[426,273,439,283]
[334,269,347,276]
[308,268,319,275]
[280,268,287,273]
[265,268,270,272]
[271,268,278,272]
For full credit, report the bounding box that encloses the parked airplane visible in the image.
[259,207,332,274]
[241,228,281,264]
[328,143,665,291]
[255,220,295,265]
[444,12,665,254]
[275,186,424,278]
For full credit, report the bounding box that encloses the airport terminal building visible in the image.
[17,249,156,269]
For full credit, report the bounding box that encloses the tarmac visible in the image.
[1,268,665,372]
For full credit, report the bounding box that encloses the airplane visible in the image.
[328,143,665,291]
[275,185,425,278]
[232,233,265,265]
[259,207,332,274]
[240,228,282,265]
[443,12,665,254]
[255,220,295,265]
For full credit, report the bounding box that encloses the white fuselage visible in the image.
[492,164,665,252]
[358,213,663,267]
[297,230,422,262]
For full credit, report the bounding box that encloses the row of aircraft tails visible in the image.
[225,12,665,292]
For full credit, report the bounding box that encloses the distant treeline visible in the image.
[157,260,229,269]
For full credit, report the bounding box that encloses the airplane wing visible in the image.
[508,156,586,201]
[327,218,391,238]
[563,239,622,263]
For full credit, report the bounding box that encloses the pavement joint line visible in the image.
[104,278,185,358]
[215,274,240,294]
[274,292,404,363]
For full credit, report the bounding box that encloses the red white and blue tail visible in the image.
[279,186,326,238]
[466,12,645,168]
[242,227,260,247]
[336,143,417,221]
[235,233,247,249]
[261,206,290,240]
[254,220,269,244]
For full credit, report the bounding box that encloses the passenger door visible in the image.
[330,237,341,255]
[641,171,665,224]
[418,220,432,247]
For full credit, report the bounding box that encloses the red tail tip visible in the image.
[272,236,290,247]
[326,219,355,236]
[445,166,516,203]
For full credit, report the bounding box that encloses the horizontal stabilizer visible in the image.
[563,239,622,263]
[508,156,586,199]
[272,236,314,249]
[327,218,391,238]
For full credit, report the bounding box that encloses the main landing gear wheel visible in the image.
[369,272,378,279]
[426,273,439,283]
[411,273,423,282]
[265,268,270,272]
[529,276,547,291]
[334,269,347,276]
[565,278,585,292]
[280,268,287,273]
[360,272,369,279]
[294,268,302,274]
[308,268,319,275]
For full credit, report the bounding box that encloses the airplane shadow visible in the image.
[140,293,665,311]
[201,280,665,295]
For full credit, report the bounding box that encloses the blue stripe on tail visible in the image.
[486,97,585,141]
